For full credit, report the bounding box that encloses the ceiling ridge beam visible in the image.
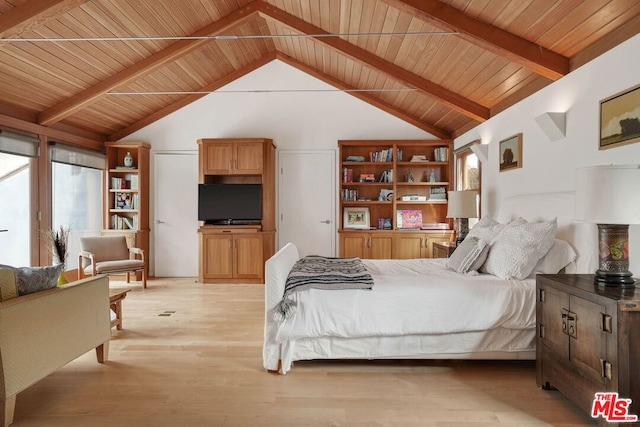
[36,1,261,127]
[256,1,488,122]
[275,52,451,139]
[108,52,277,142]
[0,0,88,42]
[384,0,569,80]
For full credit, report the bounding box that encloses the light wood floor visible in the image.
[13,278,597,427]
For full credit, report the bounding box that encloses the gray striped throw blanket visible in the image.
[274,255,374,321]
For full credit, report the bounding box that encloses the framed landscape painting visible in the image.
[600,84,640,150]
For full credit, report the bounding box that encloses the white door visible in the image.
[154,152,199,277]
[278,150,335,257]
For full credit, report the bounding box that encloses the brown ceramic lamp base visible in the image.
[595,224,636,288]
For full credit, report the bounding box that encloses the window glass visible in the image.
[0,152,31,266]
[52,162,102,270]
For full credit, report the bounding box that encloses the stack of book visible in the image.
[434,147,448,162]
[428,186,447,201]
[369,148,394,162]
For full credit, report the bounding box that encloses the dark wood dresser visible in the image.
[536,274,640,426]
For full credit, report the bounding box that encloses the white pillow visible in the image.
[466,217,505,242]
[447,237,489,275]
[481,218,558,280]
[530,238,577,275]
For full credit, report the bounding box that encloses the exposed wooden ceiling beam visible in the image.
[37,2,261,127]
[257,1,488,122]
[275,52,451,139]
[0,0,88,42]
[108,53,277,142]
[384,0,569,80]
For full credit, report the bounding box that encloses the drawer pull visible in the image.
[602,314,612,333]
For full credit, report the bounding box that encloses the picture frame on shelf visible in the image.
[499,133,522,172]
[600,83,640,150]
[343,207,370,229]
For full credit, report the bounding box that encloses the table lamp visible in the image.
[575,164,640,287]
[447,190,478,246]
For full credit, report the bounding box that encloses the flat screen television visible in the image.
[198,184,262,225]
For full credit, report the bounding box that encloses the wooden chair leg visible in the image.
[96,341,109,363]
[126,272,130,283]
[142,269,147,289]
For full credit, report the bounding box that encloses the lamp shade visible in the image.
[446,190,478,219]
[575,164,640,224]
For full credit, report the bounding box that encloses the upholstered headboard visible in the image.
[496,191,598,274]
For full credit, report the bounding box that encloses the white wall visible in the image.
[125,59,434,275]
[454,34,640,276]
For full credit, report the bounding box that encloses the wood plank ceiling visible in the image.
[0,0,639,144]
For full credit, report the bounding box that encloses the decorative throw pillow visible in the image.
[0,268,19,301]
[481,218,558,280]
[447,237,490,274]
[530,238,577,276]
[0,264,64,296]
[465,217,525,244]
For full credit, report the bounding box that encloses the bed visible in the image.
[263,192,598,374]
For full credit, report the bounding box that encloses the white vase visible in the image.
[124,152,133,168]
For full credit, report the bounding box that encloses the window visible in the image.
[455,141,482,221]
[51,143,105,270]
[0,130,39,266]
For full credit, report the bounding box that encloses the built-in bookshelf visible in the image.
[338,139,454,259]
[103,141,150,277]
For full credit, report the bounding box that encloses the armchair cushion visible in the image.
[83,259,144,275]
[79,235,130,266]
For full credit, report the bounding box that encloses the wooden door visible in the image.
[202,234,233,279]
[569,296,608,386]
[202,142,233,175]
[369,234,393,259]
[234,143,263,174]
[393,233,425,259]
[234,234,263,279]
[341,233,368,258]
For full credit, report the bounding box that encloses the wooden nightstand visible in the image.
[536,274,640,426]
[432,241,456,258]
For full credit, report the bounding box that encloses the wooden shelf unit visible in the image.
[338,140,453,259]
[103,141,150,279]
[197,138,276,284]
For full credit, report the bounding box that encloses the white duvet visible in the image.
[275,258,536,343]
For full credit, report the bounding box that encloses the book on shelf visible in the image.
[396,209,423,229]
[379,169,393,182]
[342,168,354,183]
[342,188,359,201]
[359,173,376,182]
[428,186,447,201]
[129,174,139,190]
[111,214,136,230]
[434,147,448,162]
[369,148,393,162]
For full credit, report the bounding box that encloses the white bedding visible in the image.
[276,258,536,343]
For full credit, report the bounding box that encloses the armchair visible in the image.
[78,235,147,288]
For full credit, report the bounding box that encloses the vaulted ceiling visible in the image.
[1,0,639,145]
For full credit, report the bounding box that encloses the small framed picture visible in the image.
[343,207,370,229]
[499,133,522,172]
[600,83,640,150]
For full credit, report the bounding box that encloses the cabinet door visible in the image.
[341,233,368,258]
[570,296,608,386]
[234,234,263,279]
[234,143,263,174]
[393,234,425,259]
[202,234,233,279]
[202,143,233,174]
[369,235,393,259]
[540,285,570,359]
